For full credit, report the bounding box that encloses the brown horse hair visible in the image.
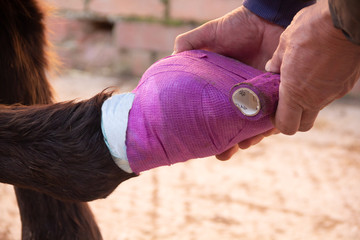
[0,0,131,239]
[0,92,136,202]
[0,0,53,105]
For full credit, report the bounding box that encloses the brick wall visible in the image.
[45,0,241,77]
[45,0,360,97]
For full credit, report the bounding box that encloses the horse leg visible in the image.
[0,0,103,239]
[15,188,102,240]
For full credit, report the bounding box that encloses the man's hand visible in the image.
[266,0,360,135]
[174,6,284,70]
[174,6,284,159]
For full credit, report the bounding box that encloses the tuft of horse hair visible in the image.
[0,0,54,106]
[0,0,126,239]
[0,91,136,202]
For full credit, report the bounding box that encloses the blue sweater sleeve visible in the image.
[243,0,315,27]
[329,0,360,45]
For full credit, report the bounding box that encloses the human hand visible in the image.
[265,0,360,135]
[174,6,284,159]
[173,6,284,70]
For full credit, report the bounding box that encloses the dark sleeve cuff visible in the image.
[329,0,360,45]
[243,0,315,27]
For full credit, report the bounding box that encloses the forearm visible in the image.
[243,0,315,27]
[328,0,360,45]
[0,92,136,202]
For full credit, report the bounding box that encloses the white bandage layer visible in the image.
[101,93,135,173]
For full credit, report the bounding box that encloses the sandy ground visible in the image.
[0,71,360,240]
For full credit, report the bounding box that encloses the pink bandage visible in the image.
[126,50,280,174]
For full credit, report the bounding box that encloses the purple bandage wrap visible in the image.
[126,50,280,174]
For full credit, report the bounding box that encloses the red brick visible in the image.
[46,16,88,43]
[54,29,121,73]
[170,0,241,22]
[114,22,192,53]
[122,50,153,76]
[89,0,164,18]
[45,0,84,11]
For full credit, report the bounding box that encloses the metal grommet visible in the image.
[232,87,261,116]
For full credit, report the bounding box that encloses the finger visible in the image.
[274,84,303,135]
[265,35,286,73]
[173,22,214,54]
[262,128,280,137]
[236,128,278,150]
[298,110,319,132]
[216,145,239,161]
[238,135,265,150]
[265,47,282,74]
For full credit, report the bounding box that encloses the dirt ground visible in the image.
[0,71,360,240]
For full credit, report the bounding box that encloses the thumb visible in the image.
[265,46,283,74]
[173,22,215,54]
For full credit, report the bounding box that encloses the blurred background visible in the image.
[0,0,360,239]
[45,0,241,79]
